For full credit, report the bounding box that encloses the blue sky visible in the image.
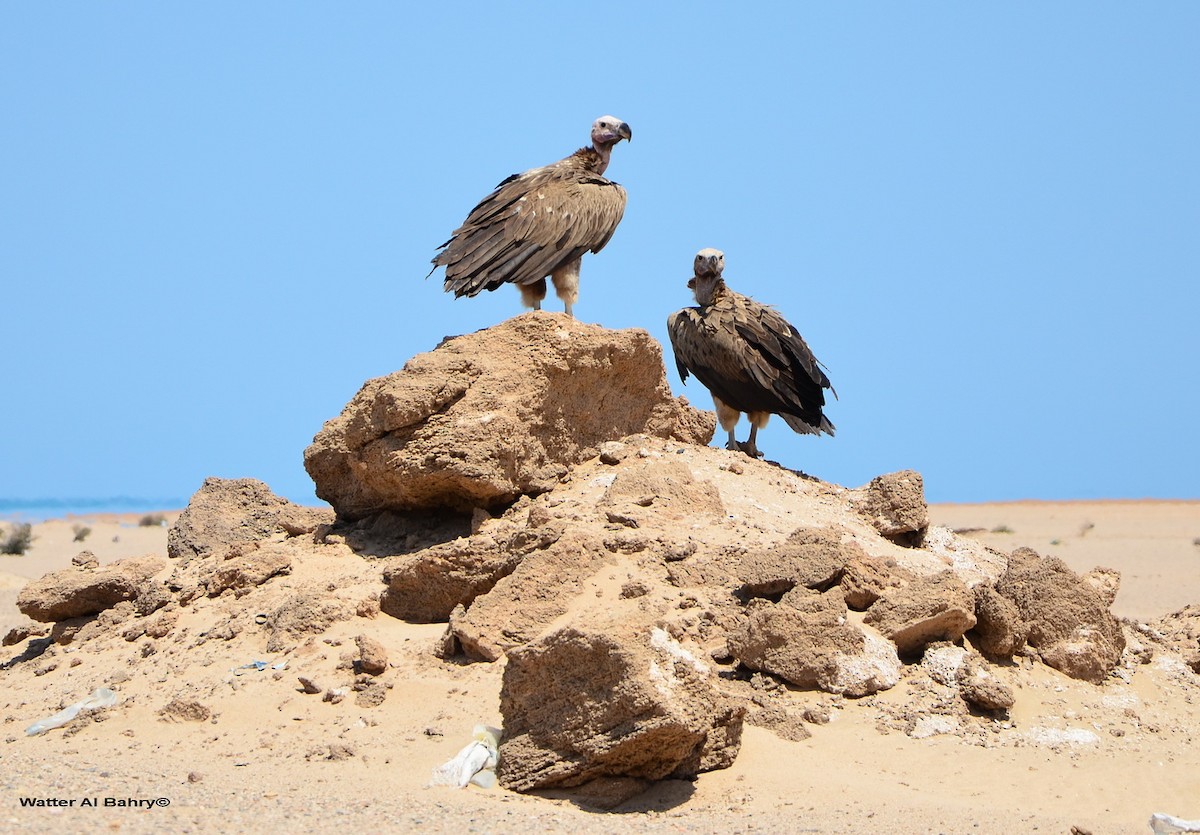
[3,3,1197,506]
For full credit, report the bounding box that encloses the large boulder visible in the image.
[303,314,715,519]
[17,555,167,622]
[168,477,332,564]
[994,548,1125,683]
[499,619,743,793]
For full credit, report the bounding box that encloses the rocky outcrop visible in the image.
[851,470,929,540]
[498,619,744,793]
[168,477,332,564]
[303,314,714,519]
[971,583,1029,660]
[449,531,613,662]
[994,548,1125,683]
[863,570,977,656]
[201,543,292,597]
[727,590,901,697]
[17,555,167,622]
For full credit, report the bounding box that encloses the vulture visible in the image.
[430,115,632,317]
[667,248,836,459]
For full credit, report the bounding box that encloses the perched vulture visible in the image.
[430,115,632,317]
[667,248,836,459]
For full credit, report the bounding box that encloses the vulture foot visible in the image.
[738,441,764,459]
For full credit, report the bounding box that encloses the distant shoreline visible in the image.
[0,500,185,524]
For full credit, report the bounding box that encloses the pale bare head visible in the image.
[591,115,633,149]
[688,248,726,305]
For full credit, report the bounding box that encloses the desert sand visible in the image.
[1,497,1198,835]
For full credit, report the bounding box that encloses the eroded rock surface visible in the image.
[17,556,167,622]
[499,619,744,792]
[168,477,331,564]
[994,548,1125,682]
[304,314,714,519]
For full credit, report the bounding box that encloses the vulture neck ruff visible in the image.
[574,145,612,176]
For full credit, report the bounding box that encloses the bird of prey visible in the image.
[667,248,836,459]
[430,115,632,317]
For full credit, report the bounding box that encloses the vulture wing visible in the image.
[433,163,627,298]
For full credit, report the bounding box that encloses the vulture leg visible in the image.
[742,425,763,459]
[713,397,743,452]
[551,258,582,317]
[741,412,770,459]
[519,279,548,310]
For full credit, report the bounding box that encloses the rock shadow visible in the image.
[530,778,697,814]
[334,509,473,558]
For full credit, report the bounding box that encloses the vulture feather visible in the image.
[667,248,836,459]
[430,116,631,317]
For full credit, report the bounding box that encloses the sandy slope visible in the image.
[1,501,1199,834]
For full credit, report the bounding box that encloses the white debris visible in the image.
[1151,813,1200,833]
[26,688,118,736]
[429,725,502,789]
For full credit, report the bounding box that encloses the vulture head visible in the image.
[591,115,633,150]
[688,248,726,306]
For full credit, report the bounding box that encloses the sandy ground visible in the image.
[1,501,1199,834]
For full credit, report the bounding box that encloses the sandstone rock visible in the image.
[736,527,861,599]
[971,583,1028,660]
[921,642,969,686]
[71,551,99,570]
[727,591,900,696]
[995,548,1124,683]
[863,570,977,656]
[598,441,631,465]
[265,593,351,653]
[132,579,173,616]
[17,556,167,623]
[600,461,726,523]
[1084,567,1121,607]
[1149,604,1200,666]
[168,477,332,564]
[159,698,211,722]
[840,553,914,610]
[303,314,715,519]
[355,634,388,675]
[958,663,1015,711]
[499,620,743,792]
[378,521,531,623]
[450,532,612,661]
[2,622,47,646]
[850,470,929,540]
[203,544,292,596]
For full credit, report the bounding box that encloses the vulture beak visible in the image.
[618,122,632,143]
[687,277,696,289]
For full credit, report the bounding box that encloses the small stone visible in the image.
[355,634,388,675]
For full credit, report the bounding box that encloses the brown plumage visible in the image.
[667,248,836,458]
[430,116,631,317]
